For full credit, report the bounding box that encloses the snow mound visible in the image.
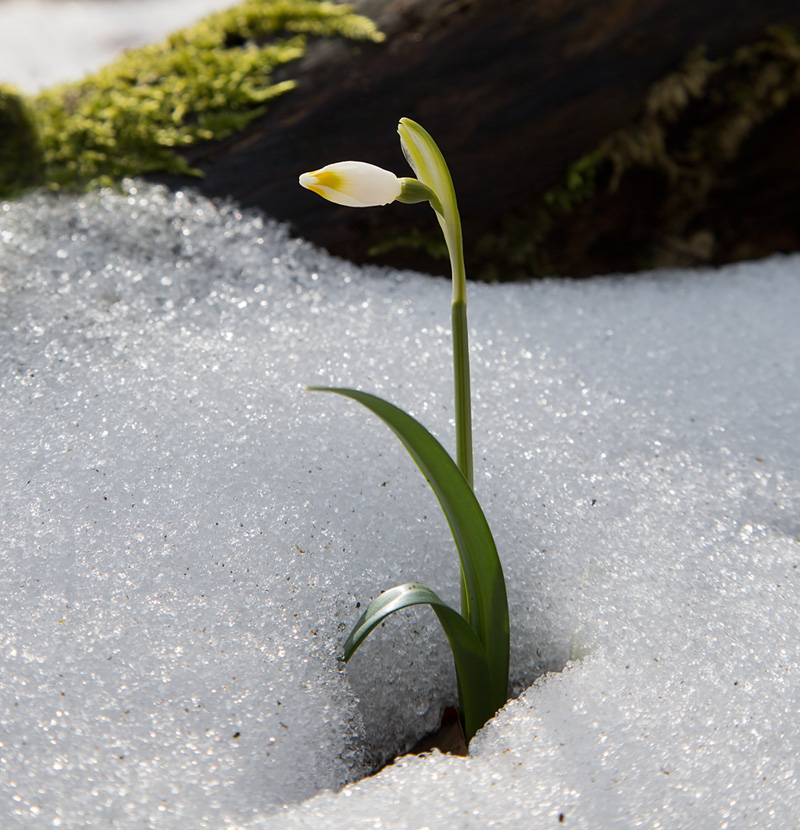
[1,183,798,828]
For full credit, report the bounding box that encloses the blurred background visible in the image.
[2,0,800,280]
[0,0,232,92]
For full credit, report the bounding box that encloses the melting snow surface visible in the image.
[1,183,799,828]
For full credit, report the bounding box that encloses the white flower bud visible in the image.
[299,161,403,208]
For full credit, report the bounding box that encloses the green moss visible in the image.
[1,0,383,198]
[576,26,800,217]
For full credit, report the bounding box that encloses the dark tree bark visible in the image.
[156,0,800,278]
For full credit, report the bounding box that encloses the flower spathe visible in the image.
[299,160,402,207]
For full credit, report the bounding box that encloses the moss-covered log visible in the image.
[164,0,800,278]
[4,0,800,279]
[0,1,384,195]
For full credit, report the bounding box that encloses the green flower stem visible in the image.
[444,180,472,491]
[396,118,473,490]
[452,292,473,617]
[452,298,473,491]
[397,117,475,627]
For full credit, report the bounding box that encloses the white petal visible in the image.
[299,161,401,207]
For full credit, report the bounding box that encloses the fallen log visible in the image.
[158,0,800,278]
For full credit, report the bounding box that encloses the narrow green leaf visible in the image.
[343,581,474,659]
[309,386,509,711]
[343,581,500,742]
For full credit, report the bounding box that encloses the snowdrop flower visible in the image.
[301,119,508,745]
[299,159,438,210]
[299,161,402,207]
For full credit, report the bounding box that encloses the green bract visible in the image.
[302,120,509,744]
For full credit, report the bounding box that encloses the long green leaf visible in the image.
[309,386,509,711]
[343,581,498,742]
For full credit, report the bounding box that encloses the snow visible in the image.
[0,0,237,93]
[1,181,798,828]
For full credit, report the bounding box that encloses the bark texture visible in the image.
[158,0,800,278]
